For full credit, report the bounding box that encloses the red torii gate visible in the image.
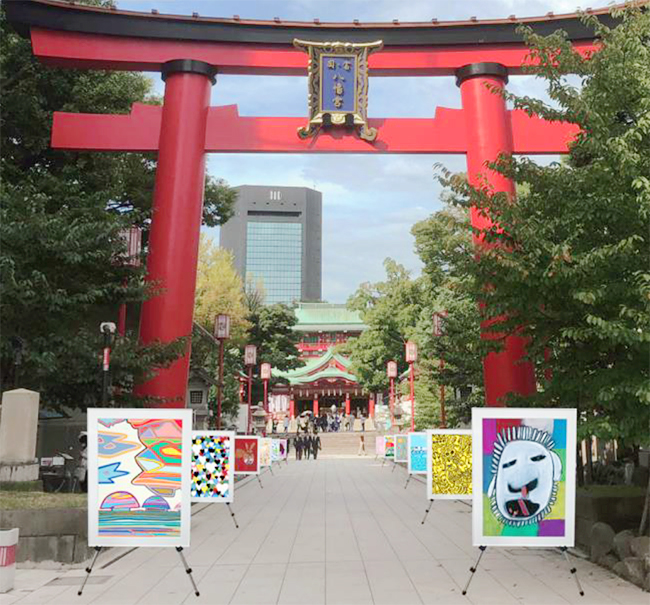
[6,1,611,408]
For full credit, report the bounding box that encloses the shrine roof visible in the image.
[294,303,367,333]
[274,347,357,386]
[6,0,621,46]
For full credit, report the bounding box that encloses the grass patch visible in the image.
[0,490,87,510]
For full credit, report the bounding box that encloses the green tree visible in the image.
[344,259,425,393]
[0,3,236,408]
[436,6,649,446]
[246,303,303,404]
[190,237,250,421]
[412,205,485,426]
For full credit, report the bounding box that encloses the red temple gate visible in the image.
[6,1,613,408]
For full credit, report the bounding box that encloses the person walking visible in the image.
[357,434,366,456]
[295,435,303,461]
[283,416,289,433]
[312,431,322,460]
[304,434,312,460]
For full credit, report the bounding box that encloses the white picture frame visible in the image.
[471,407,577,547]
[407,432,427,475]
[87,408,192,548]
[426,429,473,501]
[190,430,235,504]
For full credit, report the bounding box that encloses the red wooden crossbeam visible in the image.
[32,28,597,76]
[52,103,577,154]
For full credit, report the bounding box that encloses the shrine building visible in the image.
[269,303,374,418]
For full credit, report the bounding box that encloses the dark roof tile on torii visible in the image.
[6,0,625,46]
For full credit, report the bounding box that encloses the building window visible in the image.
[189,390,203,405]
[245,221,302,304]
[270,190,282,201]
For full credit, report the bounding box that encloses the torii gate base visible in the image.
[6,1,603,408]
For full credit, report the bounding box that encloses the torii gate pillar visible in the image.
[457,62,536,406]
[136,60,215,406]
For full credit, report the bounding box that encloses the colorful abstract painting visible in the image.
[426,429,473,501]
[375,436,385,457]
[234,436,259,475]
[384,435,395,459]
[87,408,192,548]
[394,435,408,462]
[472,408,577,547]
[191,431,234,503]
[259,438,272,466]
[407,432,427,475]
[271,438,287,462]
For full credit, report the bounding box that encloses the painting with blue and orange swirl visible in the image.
[88,409,192,548]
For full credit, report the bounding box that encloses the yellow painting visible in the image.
[428,430,472,500]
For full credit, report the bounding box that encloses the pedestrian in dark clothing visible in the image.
[312,432,322,460]
[294,436,301,460]
[304,435,312,459]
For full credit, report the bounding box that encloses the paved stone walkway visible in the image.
[4,458,647,605]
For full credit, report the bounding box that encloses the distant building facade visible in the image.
[220,185,322,304]
[270,303,376,418]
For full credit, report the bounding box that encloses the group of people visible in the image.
[293,432,322,460]
[313,411,366,433]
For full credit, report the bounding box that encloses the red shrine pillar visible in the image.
[457,63,536,407]
[289,393,295,419]
[136,60,216,407]
[313,394,319,416]
[345,393,351,415]
[368,396,375,419]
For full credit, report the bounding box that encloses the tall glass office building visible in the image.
[220,186,322,305]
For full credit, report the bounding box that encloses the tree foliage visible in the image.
[344,259,424,393]
[0,3,236,408]
[435,6,649,444]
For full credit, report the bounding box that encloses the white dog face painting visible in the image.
[488,426,562,526]
[472,407,577,547]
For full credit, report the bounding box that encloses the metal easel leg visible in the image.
[226,503,239,529]
[176,546,200,597]
[256,474,263,489]
[404,474,412,489]
[268,464,274,476]
[462,546,487,596]
[78,546,101,596]
[391,461,397,472]
[381,457,386,467]
[560,547,585,597]
[421,500,434,525]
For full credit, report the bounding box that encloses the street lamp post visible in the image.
[117,227,142,336]
[405,341,418,432]
[214,314,231,429]
[433,311,448,428]
[261,362,272,414]
[244,344,257,433]
[387,361,397,425]
[100,322,116,405]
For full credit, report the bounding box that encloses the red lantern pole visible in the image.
[244,344,257,434]
[214,314,231,430]
[405,342,418,432]
[387,361,397,426]
[261,362,272,414]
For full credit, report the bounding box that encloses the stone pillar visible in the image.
[0,389,40,484]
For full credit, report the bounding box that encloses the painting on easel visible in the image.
[472,408,577,547]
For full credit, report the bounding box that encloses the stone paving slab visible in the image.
[4,459,648,605]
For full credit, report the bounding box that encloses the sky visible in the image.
[117,0,610,303]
